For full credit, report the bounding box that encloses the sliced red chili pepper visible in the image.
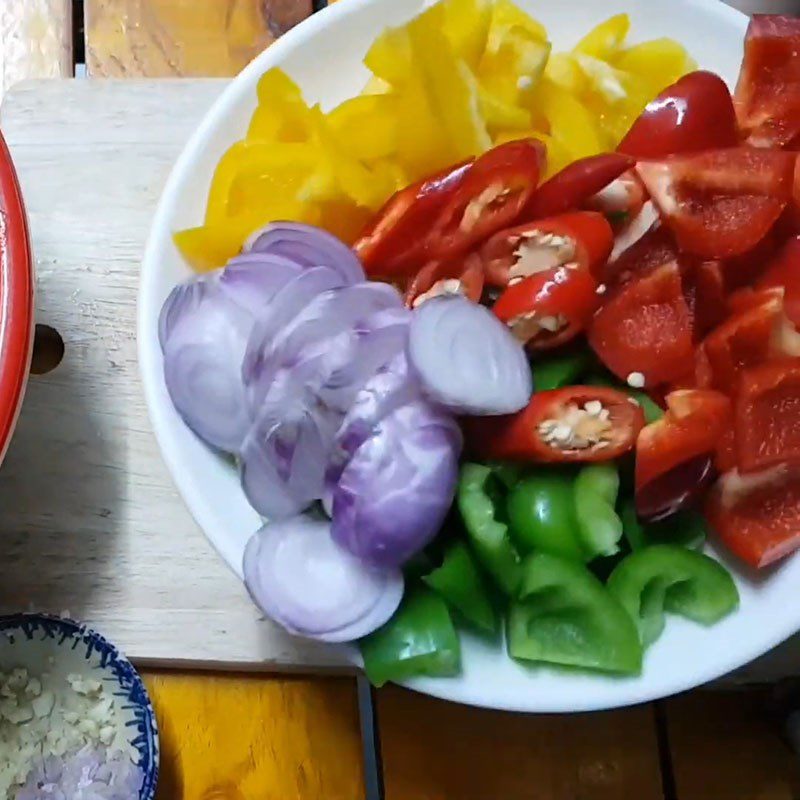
[734,357,800,475]
[492,265,599,352]
[758,235,800,327]
[584,169,646,225]
[636,148,795,258]
[426,139,544,261]
[734,14,800,148]
[479,211,613,287]
[700,288,800,391]
[706,464,800,569]
[635,389,730,520]
[464,386,644,464]
[521,153,633,220]
[353,159,472,278]
[619,71,739,159]
[588,260,693,387]
[404,254,484,308]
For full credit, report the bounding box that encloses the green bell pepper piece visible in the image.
[574,463,623,558]
[487,462,525,490]
[532,349,593,391]
[360,588,461,687]
[506,470,585,562]
[423,541,497,634]
[621,500,707,552]
[607,544,739,647]
[586,373,664,424]
[457,463,523,595]
[508,552,642,674]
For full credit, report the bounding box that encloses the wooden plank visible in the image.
[0,0,72,101]
[665,690,800,800]
[0,79,350,671]
[85,0,312,78]
[142,671,364,799]
[377,686,664,800]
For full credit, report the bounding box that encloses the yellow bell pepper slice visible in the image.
[537,79,603,161]
[614,39,696,96]
[408,20,491,161]
[478,83,531,132]
[484,0,547,55]
[573,13,630,61]
[247,68,313,142]
[205,142,320,224]
[544,52,585,95]
[441,0,492,69]
[573,53,631,105]
[326,94,398,161]
[363,26,413,86]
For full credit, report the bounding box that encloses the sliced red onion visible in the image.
[244,282,403,412]
[219,253,303,315]
[244,221,365,285]
[243,515,403,641]
[160,279,253,452]
[331,400,462,567]
[408,295,532,415]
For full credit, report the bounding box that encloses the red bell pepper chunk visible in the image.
[588,260,694,387]
[636,148,795,259]
[758,235,800,327]
[734,357,800,475]
[522,153,633,220]
[492,264,599,352]
[734,15,800,148]
[465,386,644,464]
[683,259,728,339]
[354,160,472,278]
[601,224,678,288]
[635,389,730,520]
[699,287,800,391]
[479,211,613,287]
[426,139,544,261]
[716,427,738,474]
[619,71,739,159]
[706,464,800,569]
[404,254,485,308]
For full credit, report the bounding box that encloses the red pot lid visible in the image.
[0,131,34,460]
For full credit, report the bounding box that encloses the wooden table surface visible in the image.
[3,1,800,798]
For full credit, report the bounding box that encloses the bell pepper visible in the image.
[758,236,800,327]
[621,499,707,552]
[422,541,498,634]
[466,386,644,464]
[589,260,694,387]
[426,139,545,261]
[353,160,472,278]
[574,463,623,558]
[607,545,739,647]
[699,287,800,392]
[537,79,604,162]
[705,464,800,569]
[635,389,731,521]
[574,13,630,60]
[480,211,613,287]
[521,153,633,220]
[507,552,642,674]
[360,587,461,687]
[734,358,800,474]
[325,94,398,161]
[457,463,523,595]
[614,39,697,101]
[440,0,493,69]
[506,470,584,561]
[531,348,593,391]
[247,68,314,143]
[492,265,599,351]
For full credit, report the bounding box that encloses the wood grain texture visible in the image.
[665,690,800,800]
[143,671,364,800]
[377,686,664,800]
[85,0,312,78]
[0,79,350,671]
[0,0,72,100]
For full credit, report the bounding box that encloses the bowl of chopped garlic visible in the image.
[0,613,158,800]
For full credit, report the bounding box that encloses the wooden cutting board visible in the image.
[0,79,350,670]
[0,77,797,680]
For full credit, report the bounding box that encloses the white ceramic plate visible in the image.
[138,0,798,713]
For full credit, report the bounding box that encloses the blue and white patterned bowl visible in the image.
[0,613,159,799]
